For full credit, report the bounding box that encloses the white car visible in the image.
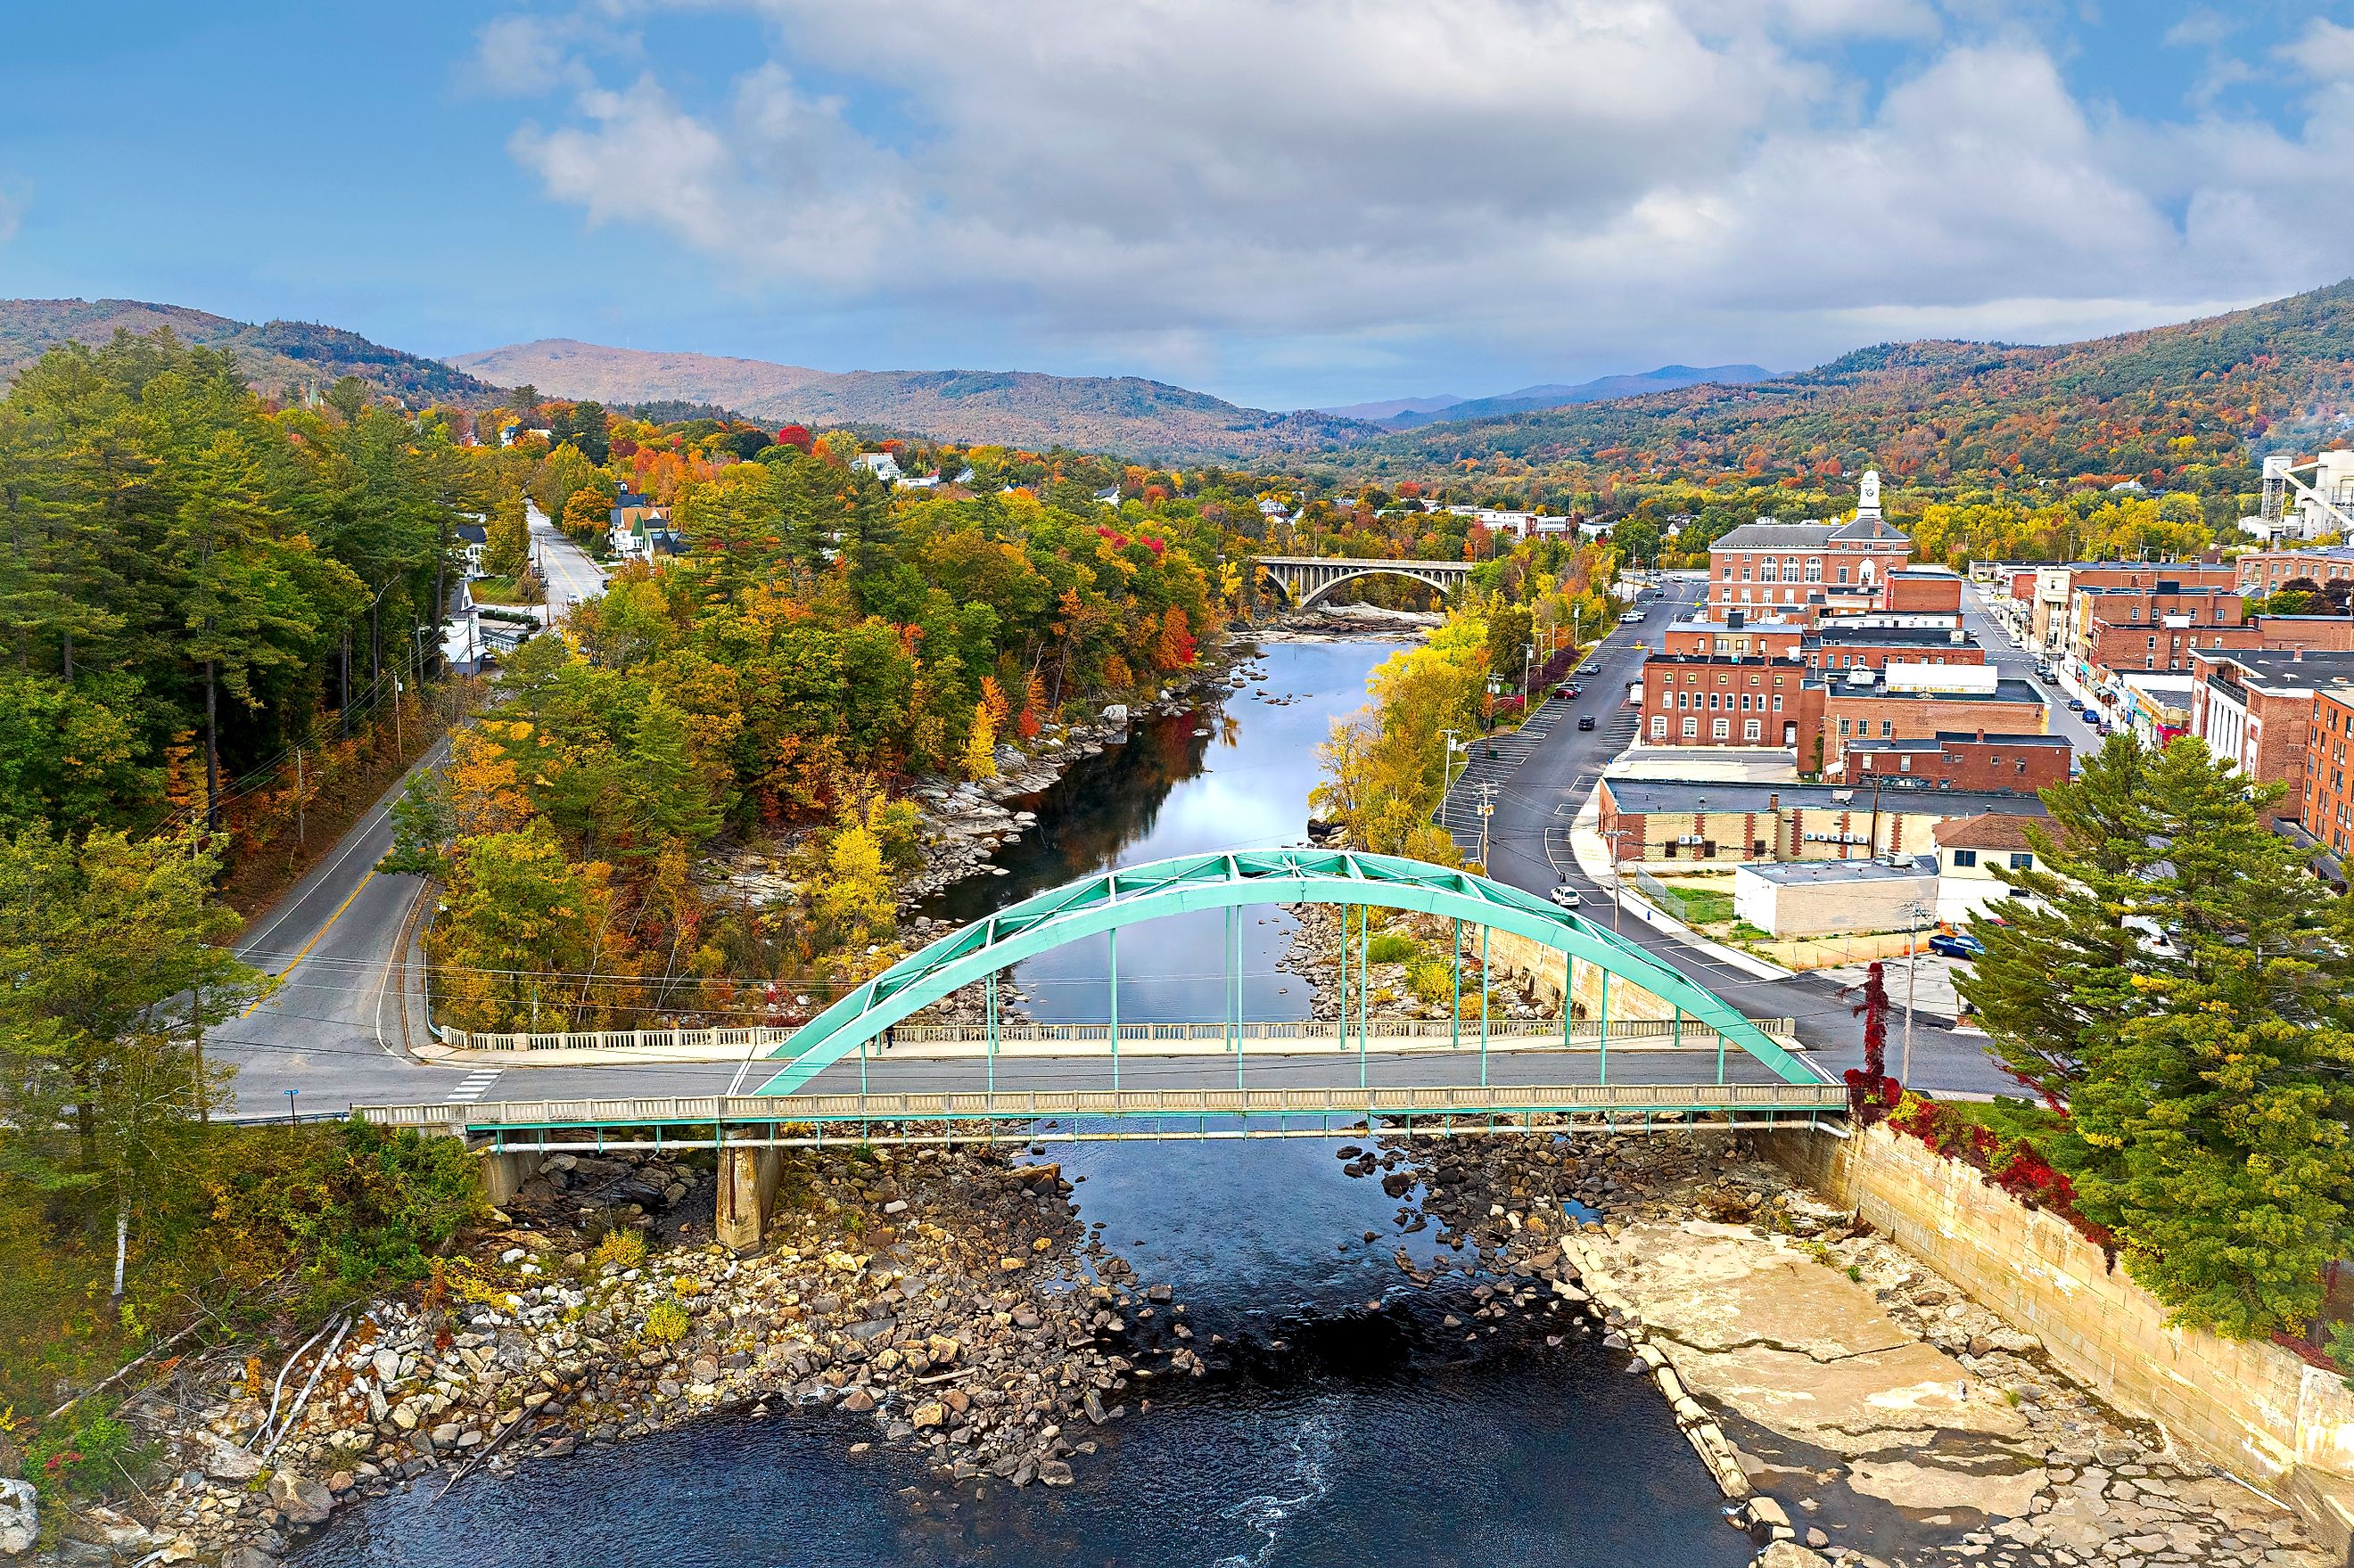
[1549,886,1583,908]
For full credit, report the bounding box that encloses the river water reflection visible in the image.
[294,636,1749,1568]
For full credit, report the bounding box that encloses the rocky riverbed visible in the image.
[14,1143,1192,1567]
[1336,1128,2340,1568]
[1278,902,1554,1025]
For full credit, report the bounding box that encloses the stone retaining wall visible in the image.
[1764,1123,2354,1556]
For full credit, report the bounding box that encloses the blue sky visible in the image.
[5,1,2354,410]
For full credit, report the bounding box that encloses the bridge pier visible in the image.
[716,1145,785,1255]
[480,1150,535,1209]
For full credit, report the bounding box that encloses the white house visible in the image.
[853,451,903,484]
[1934,813,2048,924]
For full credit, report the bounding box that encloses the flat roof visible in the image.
[1806,625,1980,645]
[1603,778,2055,817]
[1738,856,1937,886]
[1843,731,2067,752]
[1807,677,2045,703]
[2195,647,2354,694]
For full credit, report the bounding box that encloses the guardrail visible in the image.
[431,1016,1800,1055]
[356,1080,1849,1148]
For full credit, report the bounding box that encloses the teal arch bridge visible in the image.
[360,852,1843,1184]
[753,849,1828,1105]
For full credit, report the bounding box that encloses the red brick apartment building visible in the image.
[2238,546,2354,594]
[1641,657,1813,747]
[1658,612,1805,661]
[1838,731,2070,792]
[2191,648,2354,822]
[2304,685,2354,857]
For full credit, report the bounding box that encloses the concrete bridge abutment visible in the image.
[716,1145,786,1255]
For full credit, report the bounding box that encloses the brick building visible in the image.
[1885,569,1965,616]
[1658,612,1805,661]
[2236,546,2354,595]
[1640,656,1815,748]
[1838,731,2070,792]
[1707,471,1910,618]
[2302,685,2354,858]
[2189,648,2354,822]
[1813,669,2048,777]
[2067,583,2256,674]
[1801,624,1988,674]
[1595,776,2049,866]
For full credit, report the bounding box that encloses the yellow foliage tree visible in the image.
[963,703,997,780]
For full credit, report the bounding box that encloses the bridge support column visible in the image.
[716,1145,783,1255]
[480,1150,534,1209]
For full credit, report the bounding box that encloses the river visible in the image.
[294,635,1749,1568]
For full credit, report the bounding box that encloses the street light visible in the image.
[1442,728,1464,795]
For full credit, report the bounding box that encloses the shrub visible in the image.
[593,1227,647,1271]
[1403,956,1455,1006]
[1365,933,1419,965]
[28,1416,149,1500]
[644,1301,689,1343]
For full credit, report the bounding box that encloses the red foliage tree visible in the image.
[774,425,813,452]
[1843,961,1900,1123]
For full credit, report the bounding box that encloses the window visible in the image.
[1650,716,1668,738]
[1881,720,1894,737]
[1806,560,1822,583]
[1772,695,1782,712]
[1899,754,1912,773]
[1712,718,1730,739]
[2008,851,2033,869]
[1682,717,1698,738]
[1743,719,1761,742]
[1952,849,1979,867]
[1838,567,1849,584]
[1839,718,1852,737]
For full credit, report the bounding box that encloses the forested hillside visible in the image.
[0,298,502,407]
[450,339,1377,461]
[0,332,488,846]
[1349,279,2354,505]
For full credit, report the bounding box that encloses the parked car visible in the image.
[1928,932,1983,959]
[1577,714,1596,731]
[1622,611,1646,623]
[1548,886,1583,908]
[1566,683,1584,698]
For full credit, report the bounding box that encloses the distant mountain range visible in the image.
[1321,365,1770,428]
[448,340,1376,462]
[0,299,499,406]
[1346,279,2354,492]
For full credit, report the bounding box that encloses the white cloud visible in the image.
[482,0,2354,401]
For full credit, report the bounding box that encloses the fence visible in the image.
[432,1015,1798,1056]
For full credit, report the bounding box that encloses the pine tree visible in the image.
[1961,735,2354,1336]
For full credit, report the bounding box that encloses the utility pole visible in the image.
[1899,899,1932,1084]
[1441,728,1462,797]
[1474,781,1498,867]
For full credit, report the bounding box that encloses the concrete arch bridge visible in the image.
[1255,555,1475,609]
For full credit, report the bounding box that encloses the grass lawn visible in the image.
[1663,884,1736,924]
[469,574,539,606]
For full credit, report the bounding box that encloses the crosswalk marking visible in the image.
[445,1069,503,1104]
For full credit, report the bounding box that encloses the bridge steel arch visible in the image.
[1256,555,1473,610]
[754,849,1810,1096]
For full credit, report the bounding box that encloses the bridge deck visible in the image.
[358,1076,1849,1150]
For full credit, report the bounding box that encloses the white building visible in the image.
[1934,815,2046,924]
[853,451,903,484]
[2259,449,2354,541]
[1733,856,1938,938]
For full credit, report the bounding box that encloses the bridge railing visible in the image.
[431,1015,1798,1055]
[357,1080,1848,1143]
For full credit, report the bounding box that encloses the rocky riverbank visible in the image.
[1339,1128,2339,1568]
[14,1143,1192,1567]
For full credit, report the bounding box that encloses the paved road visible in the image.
[211,521,612,1119]
[529,501,608,614]
[1473,574,2023,1097]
